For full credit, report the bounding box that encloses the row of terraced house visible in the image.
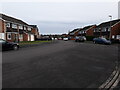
[68,19,120,42]
[0,14,40,42]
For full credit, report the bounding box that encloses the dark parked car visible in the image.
[0,39,19,51]
[36,36,52,41]
[75,36,86,42]
[93,38,111,45]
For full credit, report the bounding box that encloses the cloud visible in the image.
[1,2,118,34]
[1,0,119,2]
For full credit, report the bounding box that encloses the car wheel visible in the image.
[13,45,18,50]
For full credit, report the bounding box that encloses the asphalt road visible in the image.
[2,41,118,88]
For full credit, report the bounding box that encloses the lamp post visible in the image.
[109,15,112,40]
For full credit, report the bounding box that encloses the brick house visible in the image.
[94,19,120,40]
[30,25,40,40]
[68,28,81,40]
[111,21,120,41]
[68,25,96,40]
[78,25,96,37]
[86,25,96,36]
[0,13,40,42]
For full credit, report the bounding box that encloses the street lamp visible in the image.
[109,15,112,40]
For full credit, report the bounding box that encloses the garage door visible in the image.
[31,34,35,41]
[0,33,5,39]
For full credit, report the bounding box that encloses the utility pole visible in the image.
[118,1,120,19]
[109,15,112,40]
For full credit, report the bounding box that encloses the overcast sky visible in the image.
[0,0,119,34]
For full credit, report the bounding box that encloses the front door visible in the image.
[14,34,18,42]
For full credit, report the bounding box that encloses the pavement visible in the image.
[2,40,119,88]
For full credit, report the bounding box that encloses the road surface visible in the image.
[2,41,118,88]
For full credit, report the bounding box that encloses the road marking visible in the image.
[99,66,119,89]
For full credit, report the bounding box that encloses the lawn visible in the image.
[19,41,52,45]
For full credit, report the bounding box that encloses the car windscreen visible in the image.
[102,38,108,41]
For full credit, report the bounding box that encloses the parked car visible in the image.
[93,38,111,45]
[37,36,52,41]
[0,39,19,51]
[58,37,62,40]
[54,38,58,40]
[63,37,68,41]
[75,36,86,42]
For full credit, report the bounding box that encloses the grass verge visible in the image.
[19,41,52,45]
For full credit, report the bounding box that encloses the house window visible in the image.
[106,28,108,31]
[12,24,17,29]
[99,28,101,32]
[104,29,106,32]
[0,33,5,39]
[19,25,23,30]
[95,29,99,32]
[19,34,23,39]
[7,33,11,40]
[28,27,32,31]
[24,26,27,30]
[108,28,110,31]
[94,29,96,32]
[116,35,120,39]
[102,28,106,32]
[6,22,10,27]
[112,35,115,39]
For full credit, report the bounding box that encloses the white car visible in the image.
[63,38,68,41]
[54,38,58,40]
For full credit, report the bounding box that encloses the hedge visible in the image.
[86,36,95,41]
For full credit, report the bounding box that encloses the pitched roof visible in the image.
[82,26,92,31]
[79,25,94,31]
[29,25,39,31]
[29,25,38,28]
[69,28,81,33]
[97,19,120,28]
[0,13,28,25]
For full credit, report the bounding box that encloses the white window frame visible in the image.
[6,22,10,28]
[12,23,17,29]
[19,34,23,39]
[28,27,32,31]
[24,26,27,30]
[106,28,108,31]
[7,33,11,40]
[108,27,110,31]
[94,29,96,32]
[112,35,115,39]
[102,28,106,32]
[116,35,120,39]
[19,25,23,30]
[96,29,99,32]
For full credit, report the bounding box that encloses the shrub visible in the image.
[86,36,95,41]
